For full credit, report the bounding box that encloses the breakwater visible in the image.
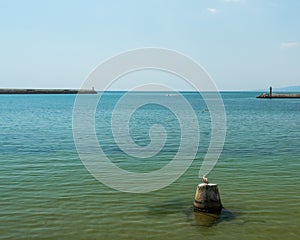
[0,88,97,94]
[257,93,300,98]
[257,86,300,98]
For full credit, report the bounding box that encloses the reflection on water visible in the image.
[193,212,220,227]
[147,198,236,228]
[188,207,236,227]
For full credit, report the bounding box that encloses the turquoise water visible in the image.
[0,92,299,239]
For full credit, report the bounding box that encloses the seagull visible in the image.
[202,175,209,184]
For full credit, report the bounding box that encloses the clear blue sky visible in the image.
[0,0,299,90]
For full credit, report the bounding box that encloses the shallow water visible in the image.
[0,92,299,239]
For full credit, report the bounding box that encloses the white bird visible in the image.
[202,175,209,184]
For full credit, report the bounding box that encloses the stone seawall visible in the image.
[0,89,97,94]
[257,93,300,98]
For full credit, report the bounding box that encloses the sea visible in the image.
[0,92,299,240]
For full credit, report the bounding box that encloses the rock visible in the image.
[193,183,222,214]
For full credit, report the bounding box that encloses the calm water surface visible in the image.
[0,92,299,239]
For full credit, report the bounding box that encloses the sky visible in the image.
[0,0,299,91]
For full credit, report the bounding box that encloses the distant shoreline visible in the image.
[0,89,97,94]
[0,89,256,94]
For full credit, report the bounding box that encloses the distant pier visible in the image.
[0,88,97,94]
[257,86,300,98]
